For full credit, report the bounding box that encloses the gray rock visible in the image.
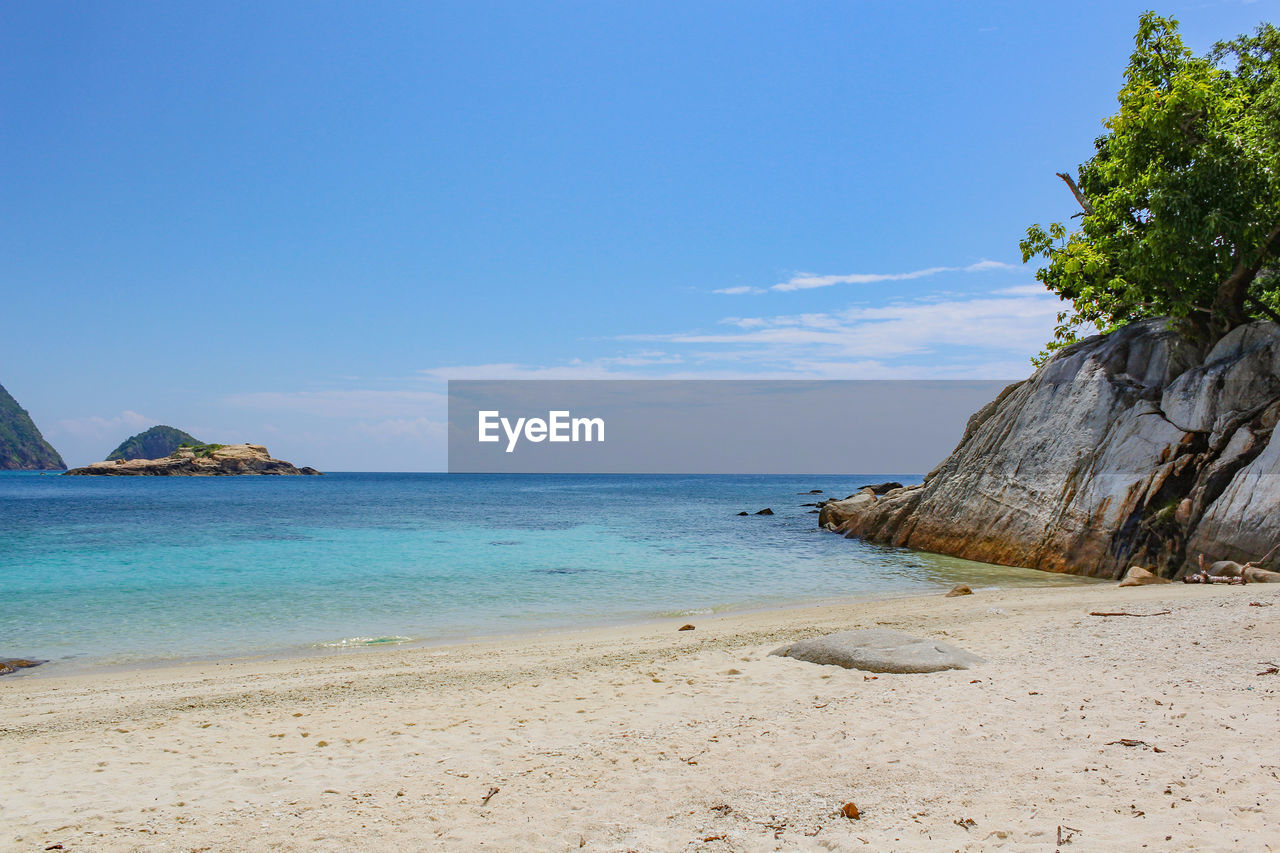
[825,318,1280,579]
[770,628,984,673]
[817,492,876,527]
[856,481,904,495]
[1118,566,1171,586]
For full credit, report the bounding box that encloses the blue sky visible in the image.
[2,0,1274,469]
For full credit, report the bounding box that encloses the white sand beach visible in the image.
[3,582,1278,852]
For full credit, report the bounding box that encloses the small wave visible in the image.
[316,635,413,648]
[655,607,715,618]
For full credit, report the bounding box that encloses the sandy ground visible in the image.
[3,582,1279,852]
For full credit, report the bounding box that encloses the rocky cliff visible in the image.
[106,425,202,461]
[821,318,1280,579]
[0,382,65,470]
[65,444,320,476]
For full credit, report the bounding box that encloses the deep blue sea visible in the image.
[0,472,1093,671]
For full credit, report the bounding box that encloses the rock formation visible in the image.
[106,425,201,461]
[771,628,984,673]
[65,444,321,476]
[0,658,44,676]
[0,382,65,470]
[1117,566,1171,586]
[823,318,1280,579]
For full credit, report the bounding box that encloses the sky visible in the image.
[2,0,1276,470]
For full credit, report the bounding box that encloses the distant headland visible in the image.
[106,425,202,462]
[0,382,66,470]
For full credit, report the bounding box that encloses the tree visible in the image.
[1021,13,1280,360]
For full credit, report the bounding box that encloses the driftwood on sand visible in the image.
[1089,610,1172,617]
[1183,547,1280,584]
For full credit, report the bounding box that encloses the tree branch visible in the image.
[1056,172,1095,216]
[1217,222,1280,325]
[1248,294,1280,326]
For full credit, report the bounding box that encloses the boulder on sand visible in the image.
[1118,566,1172,587]
[770,628,984,674]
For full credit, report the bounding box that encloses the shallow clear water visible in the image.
[0,472,1095,670]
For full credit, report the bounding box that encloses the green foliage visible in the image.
[173,443,226,459]
[1022,13,1280,362]
[0,382,65,470]
[107,425,202,461]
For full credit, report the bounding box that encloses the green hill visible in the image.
[106,425,203,461]
[0,382,66,470]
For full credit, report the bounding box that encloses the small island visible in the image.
[64,443,321,476]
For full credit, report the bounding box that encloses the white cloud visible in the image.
[964,259,1017,272]
[709,258,1020,294]
[224,390,447,419]
[419,286,1063,380]
[772,266,954,292]
[995,283,1051,295]
[653,293,1059,357]
[44,410,159,467]
[420,362,623,380]
[51,410,152,439]
[420,352,685,380]
[351,417,447,441]
[621,284,1066,372]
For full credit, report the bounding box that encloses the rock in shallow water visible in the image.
[855,481,903,495]
[0,658,44,676]
[770,628,984,674]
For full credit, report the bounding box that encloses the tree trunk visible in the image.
[1214,223,1280,331]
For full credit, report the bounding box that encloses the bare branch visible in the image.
[1056,172,1095,216]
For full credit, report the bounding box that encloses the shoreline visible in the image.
[11,573,1101,680]
[4,581,1278,850]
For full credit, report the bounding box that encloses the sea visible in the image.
[0,472,1095,672]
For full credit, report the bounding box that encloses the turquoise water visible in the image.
[0,472,1093,670]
